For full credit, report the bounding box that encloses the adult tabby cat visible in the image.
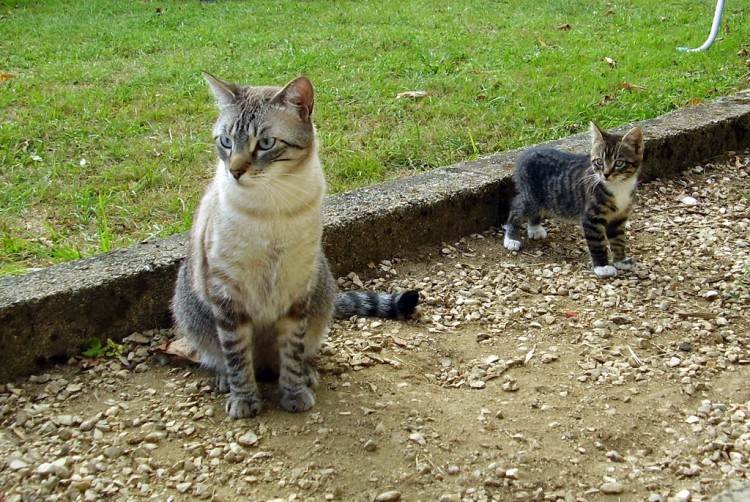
[172,73,419,419]
[503,122,644,278]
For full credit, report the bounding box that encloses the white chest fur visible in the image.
[606,176,637,213]
[192,160,325,325]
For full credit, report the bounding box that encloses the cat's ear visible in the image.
[272,76,314,123]
[622,127,644,157]
[590,122,605,144]
[203,72,240,109]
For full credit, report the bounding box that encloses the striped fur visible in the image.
[172,73,418,419]
[504,122,644,277]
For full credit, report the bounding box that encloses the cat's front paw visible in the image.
[593,265,618,278]
[226,393,262,419]
[527,224,547,240]
[279,385,315,413]
[614,257,635,270]
[504,236,523,251]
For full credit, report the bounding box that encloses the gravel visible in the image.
[0,152,748,501]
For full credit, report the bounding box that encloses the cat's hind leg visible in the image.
[526,215,548,240]
[503,202,524,251]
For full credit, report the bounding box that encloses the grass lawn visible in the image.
[1,0,748,274]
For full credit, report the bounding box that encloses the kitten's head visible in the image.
[589,122,644,183]
[204,73,316,183]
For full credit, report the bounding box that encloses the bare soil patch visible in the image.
[1,153,749,501]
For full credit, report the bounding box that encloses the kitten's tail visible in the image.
[334,290,420,319]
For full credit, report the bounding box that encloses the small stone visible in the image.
[600,482,624,494]
[238,431,259,447]
[505,468,519,479]
[409,432,426,446]
[9,459,28,470]
[674,489,691,502]
[374,490,401,502]
[363,439,377,452]
[470,381,486,389]
[667,357,682,367]
[175,482,192,493]
[104,446,124,459]
[679,342,692,352]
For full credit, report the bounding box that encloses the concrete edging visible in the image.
[2,90,750,382]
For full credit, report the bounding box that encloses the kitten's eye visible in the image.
[257,137,276,150]
[219,135,233,150]
[614,160,626,169]
[592,158,604,168]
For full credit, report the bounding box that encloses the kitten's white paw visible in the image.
[504,236,522,251]
[225,393,262,419]
[614,257,635,270]
[280,386,315,413]
[527,224,548,240]
[593,265,618,278]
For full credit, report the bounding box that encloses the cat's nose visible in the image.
[230,167,246,180]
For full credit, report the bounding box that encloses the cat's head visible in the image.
[203,73,316,183]
[589,122,644,183]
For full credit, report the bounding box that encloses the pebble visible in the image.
[600,482,624,494]
[374,490,401,502]
[238,430,259,447]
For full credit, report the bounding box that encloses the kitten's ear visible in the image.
[272,76,314,122]
[590,122,605,144]
[622,127,644,157]
[203,72,240,108]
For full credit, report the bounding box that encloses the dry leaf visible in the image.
[538,39,548,48]
[556,23,571,30]
[604,56,617,68]
[604,9,615,16]
[153,337,200,363]
[738,48,748,56]
[78,358,101,370]
[564,311,579,317]
[597,95,614,106]
[621,81,646,92]
[0,73,16,81]
[687,97,703,107]
[475,94,488,101]
[396,90,429,99]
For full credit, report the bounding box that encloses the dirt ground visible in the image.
[1,153,749,502]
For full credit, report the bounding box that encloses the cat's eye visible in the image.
[614,160,626,169]
[592,158,604,168]
[257,137,276,150]
[219,135,233,150]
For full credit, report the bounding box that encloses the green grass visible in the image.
[1,0,748,274]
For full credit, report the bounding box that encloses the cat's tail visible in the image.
[334,290,420,319]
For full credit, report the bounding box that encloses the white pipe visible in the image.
[678,0,726,52]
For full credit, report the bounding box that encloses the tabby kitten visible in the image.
[503,122,644,277]
[172,73,419,419]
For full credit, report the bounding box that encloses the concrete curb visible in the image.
[2,90,750,382]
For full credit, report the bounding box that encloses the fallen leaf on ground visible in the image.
[604,56,617,68]
[687,97,703,107]
[153,337,200,363]
[604,9,615,16]
[556,23,571,30]
[396,90,429,99]
[621,82,646,92]
[0,73,16,81]
[738,48,748,56]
